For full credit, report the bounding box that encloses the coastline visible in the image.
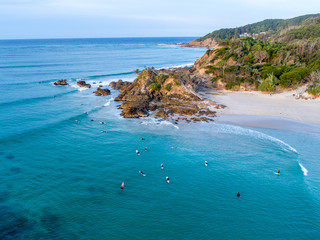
[202,88,320,126]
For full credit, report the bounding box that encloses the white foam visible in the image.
[104,97,114,106]
[299,162,308,176]
[159,63,194,70]
[140,118,179,129]
[217,124,298,153]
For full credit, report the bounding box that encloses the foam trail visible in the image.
[298,162,308,176]
[104,98,114,106]
[218,124,298,153]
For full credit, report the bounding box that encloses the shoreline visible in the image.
[215,114,320,134]
[201,88,320,126]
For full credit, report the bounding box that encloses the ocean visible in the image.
[0,37,320,239]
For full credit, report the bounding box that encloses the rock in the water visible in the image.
[93,87,111,96]
[154,108,169,120]
[54,79,68,86]
[77,80,91,88]
[109,80,131,90]
[119,102,149,118]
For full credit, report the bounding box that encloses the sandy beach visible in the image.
[203,87,320,126]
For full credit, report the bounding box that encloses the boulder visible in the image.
[109,80,131,90]
[77,80,91,88]
[93,87,111,96]
[54,79,68,85]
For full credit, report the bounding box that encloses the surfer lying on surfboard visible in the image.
[171,147,178,149]
[139,171,146,176]
[120,182,124,191]
[274,170,280,175]
[166,176,170,183]
[161,163,164,169]
[205,161,208,166]
[135,147,140,155]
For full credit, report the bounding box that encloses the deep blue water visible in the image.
[0,37,320,239]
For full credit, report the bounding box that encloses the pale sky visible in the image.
[0,0,319,39]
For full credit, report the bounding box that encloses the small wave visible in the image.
[85,71,135,80]
[0,63,67,69]
[0,90,78,108]
[298,162,308,176]
[104,98,114,106]
[140,118,179,129]
[218,124,298,153]
[1,79,56,87]
[159,63,194,69]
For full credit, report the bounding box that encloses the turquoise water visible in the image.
[1,38,320,239]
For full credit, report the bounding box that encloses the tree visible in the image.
[254,50,269,64]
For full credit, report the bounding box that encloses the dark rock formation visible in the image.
[93,87,111,96]
[112,68,217,120]
[54,79,68,85]
[109,80,131,90]
[77,80,91,88]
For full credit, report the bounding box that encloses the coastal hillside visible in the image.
[110,14,320,121]
[189,14,320,95]
[186,13,320,47]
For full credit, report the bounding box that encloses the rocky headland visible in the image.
[109,67,224,121]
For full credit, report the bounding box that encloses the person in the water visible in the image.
[145,147,148,151]
[278,170,280,174]
[161,163,164,169]
[237,192,241,197]
[140,171,145,175]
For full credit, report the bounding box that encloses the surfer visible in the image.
[101,130,107,133]
[91,119,94,121]
[120,182,124,191]
[101,122,106,124]
[171,147,178,149]
[278,170,280,175]
[161,163,164,169]
[141,138,145,140]
[140,171,145,176]
[145,147,148,151]
[166,176,170,183]
[205,161,208,166]
[75,120,80,123]
[135,148,140,155]
[237,192,241,197]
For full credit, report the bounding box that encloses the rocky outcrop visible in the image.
[77,81,91,88]
[182,38,217,48]
[93,87,111,96]
[110,68,218,120]
[54,79,68,85]
[109,80,131,90]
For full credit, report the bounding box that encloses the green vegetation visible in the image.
[174,79,182,86]
[202,23,320,91]
[307,81,320,95]
[164,83,172,91]
[258,74,277,92]
[150,83,161,91]
[198,14,320,41]
[155,74,169,84]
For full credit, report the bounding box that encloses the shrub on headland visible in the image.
[258,74,276,92]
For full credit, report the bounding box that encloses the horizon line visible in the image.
[0,36,200,41]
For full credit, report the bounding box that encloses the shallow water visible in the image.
[1,38,320,239]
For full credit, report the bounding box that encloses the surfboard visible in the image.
[166,177,170,183]
[274,172,280,175]
[139,171,146,176]
[120,182,124,190]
